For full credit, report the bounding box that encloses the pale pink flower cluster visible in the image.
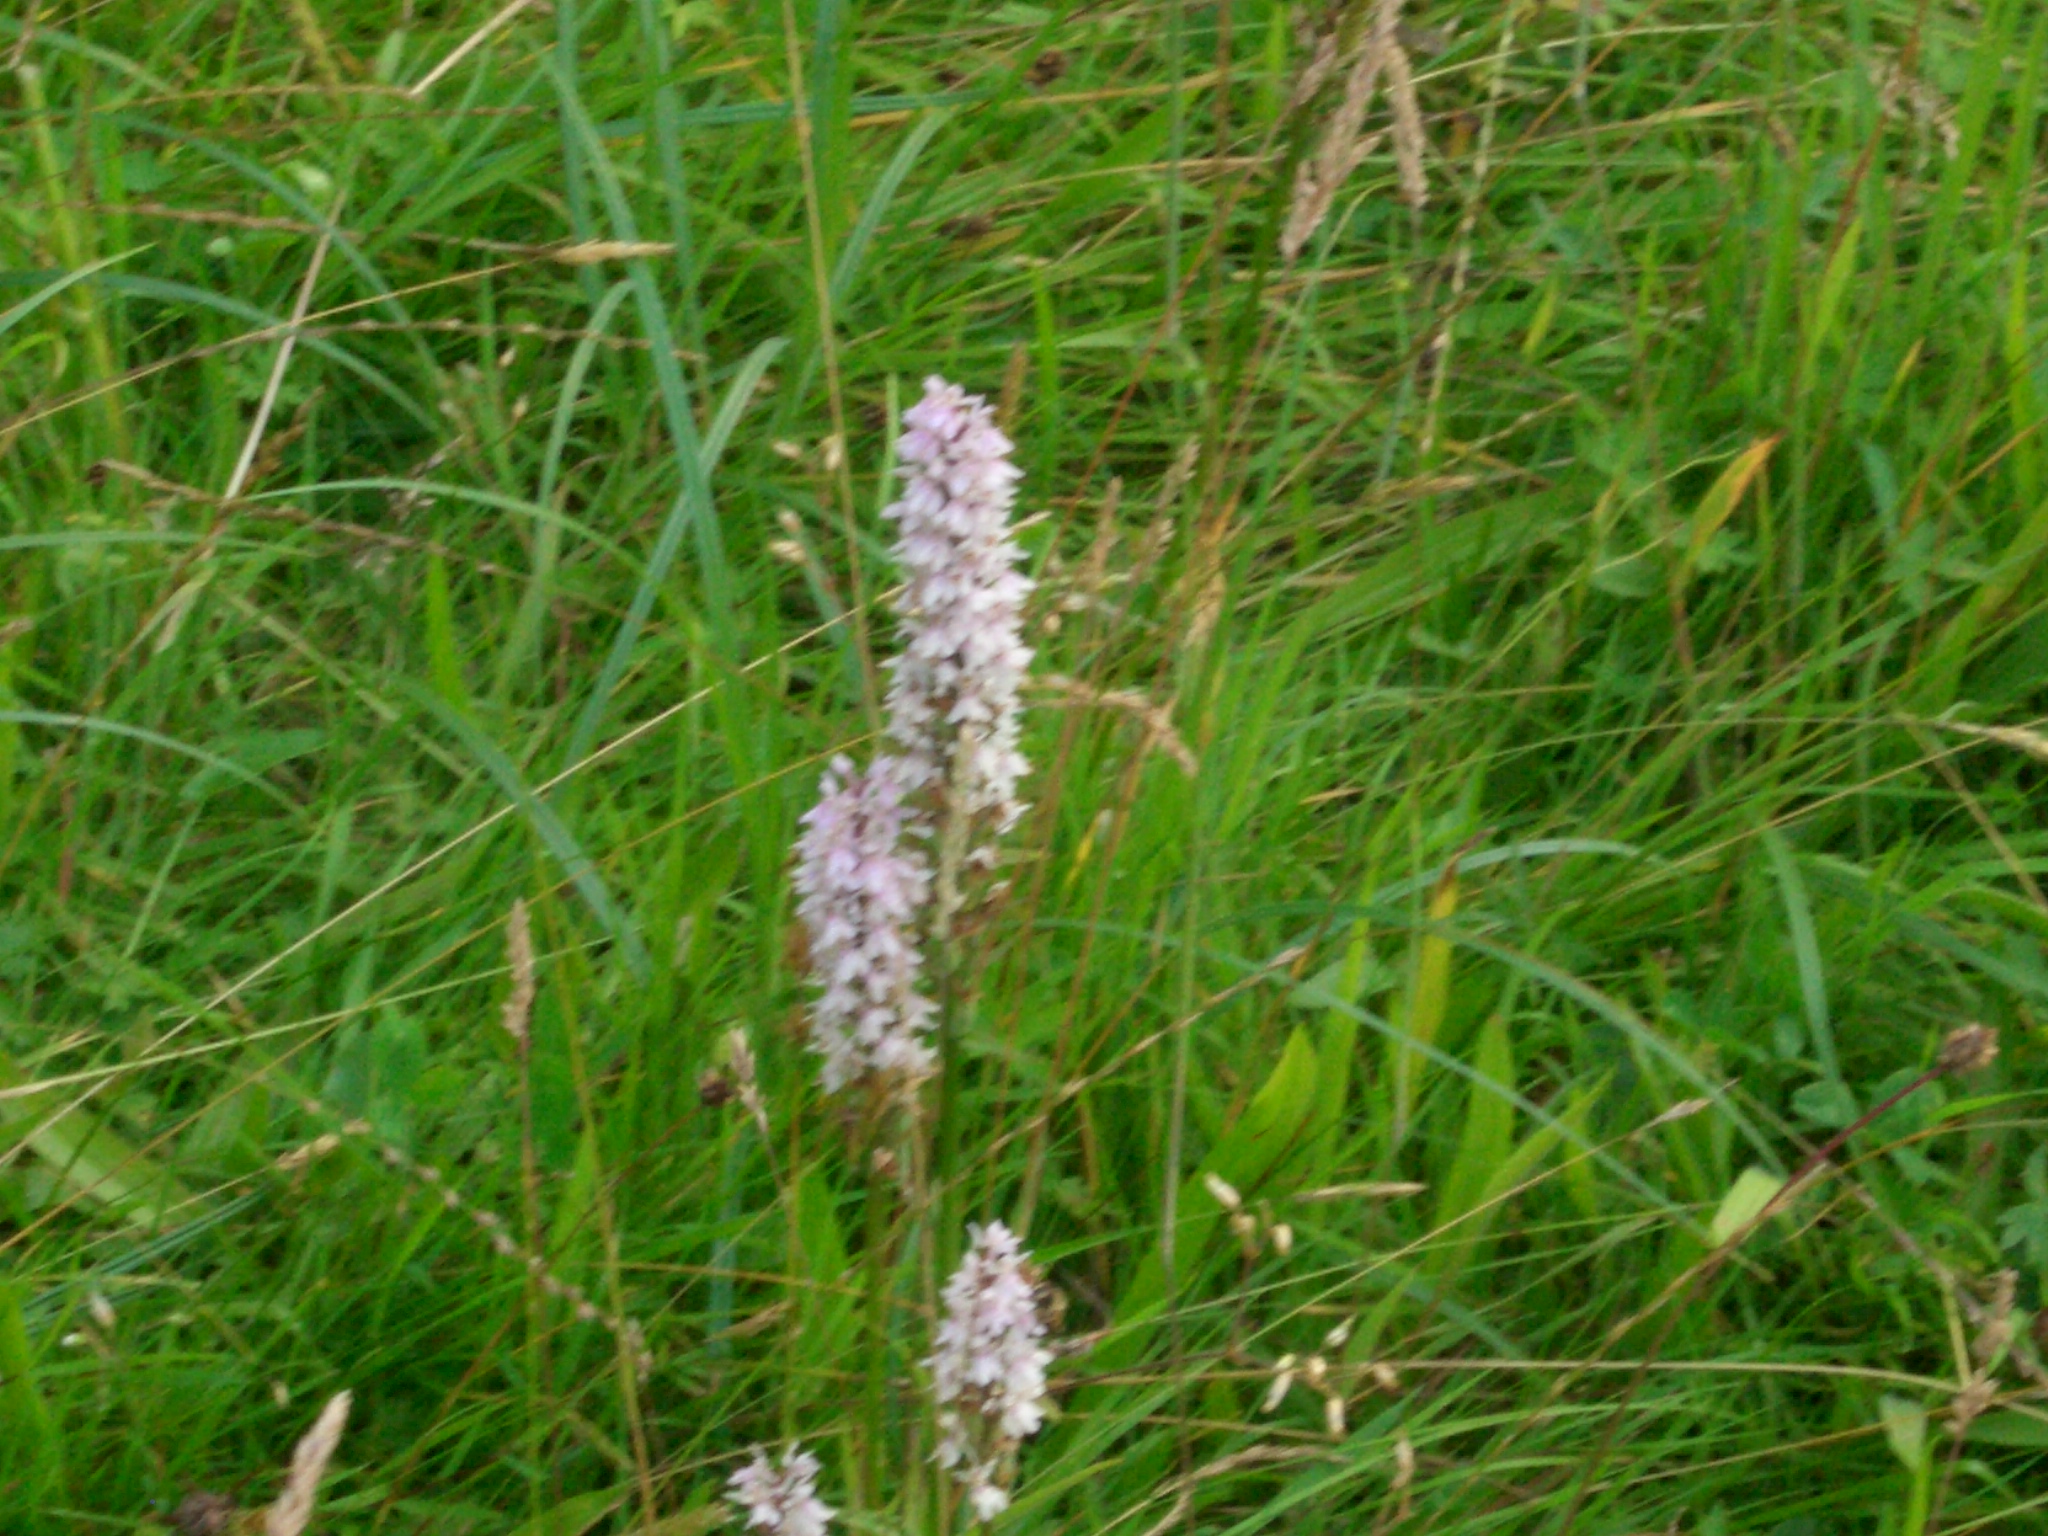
[727,1444,835,1536]
[928,1221,1054,1522]
[883,377,1034,837]
[794,376,1033,1098]
[793,756,936,1093]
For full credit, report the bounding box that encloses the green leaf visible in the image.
[409,685,650,979]
[422,552,470,712]
[1799,216,1862,386]
[1879,1394,1930,1475]
[1709,1166,1786,1248]
[368,1009,426,1143]
[1790,1078,1859,1129]
[0,1280,58,1495]
[1429,1074,1602,1284]
[0,1049,192,1230]
[794,1167,858,1374]
[0,248,145,340]
[1968,1410,2048,1448]
[502,1487,623,1536]
[1433,1015,1515,1239]
[1045,105,1174,220]
[1091,1028,1322,1377]
[1997,1199,2048,1269]
[1761,829,1841,1084]
[830,110,951,306]
[0,710,298,812]
[1388,864,1459,1148]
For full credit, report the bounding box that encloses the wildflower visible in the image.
[794,755,936,1093]
[727,1445,835,1536]
[883,377,1034,842]
[928,1220,1054,1521]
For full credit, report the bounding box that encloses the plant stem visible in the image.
[859,1127,896,1511]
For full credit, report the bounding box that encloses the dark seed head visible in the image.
[1027,49,1068,87]
[171,1492,237,1536]
[1937,1023,1999,1077]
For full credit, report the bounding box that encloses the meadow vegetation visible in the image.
[4,0,2048,1531]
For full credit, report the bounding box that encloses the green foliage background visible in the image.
[3,0,2048,1531]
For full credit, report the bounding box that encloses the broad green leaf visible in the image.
[645,1507,731,1536]
[1432,1015,1515,1239]
[1429,1075,1601,1283]
[1879,1394,1930,1474]
[1306,873,1379,1178]
[1091,1028,1322,1377]
[1969,1410,2048,1448]
[1790,1078,1858,1129]
[1388,864,1459,1146]
[1709,1166,1787,1247]
[0,1280,58,1494]
[1677,435,1778,589]
[1798,215,1862,386]
[422,552,470,712]
[0,1050,191,1230]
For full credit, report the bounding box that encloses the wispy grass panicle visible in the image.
[794,754,937,1094]
[928,1220,1055,1521]
[882,377,1034,846]
[727,1444,836,1536]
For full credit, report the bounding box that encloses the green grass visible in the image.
[5,0,2048,1531]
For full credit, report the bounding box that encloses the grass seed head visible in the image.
[1262,1354,1299,1413]
[499,899,534,1050]
[1202,1171,1243,1211]
[1280,0,1409,260]
[263,1389,352,1536]
[1938,1024,1999,1077]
